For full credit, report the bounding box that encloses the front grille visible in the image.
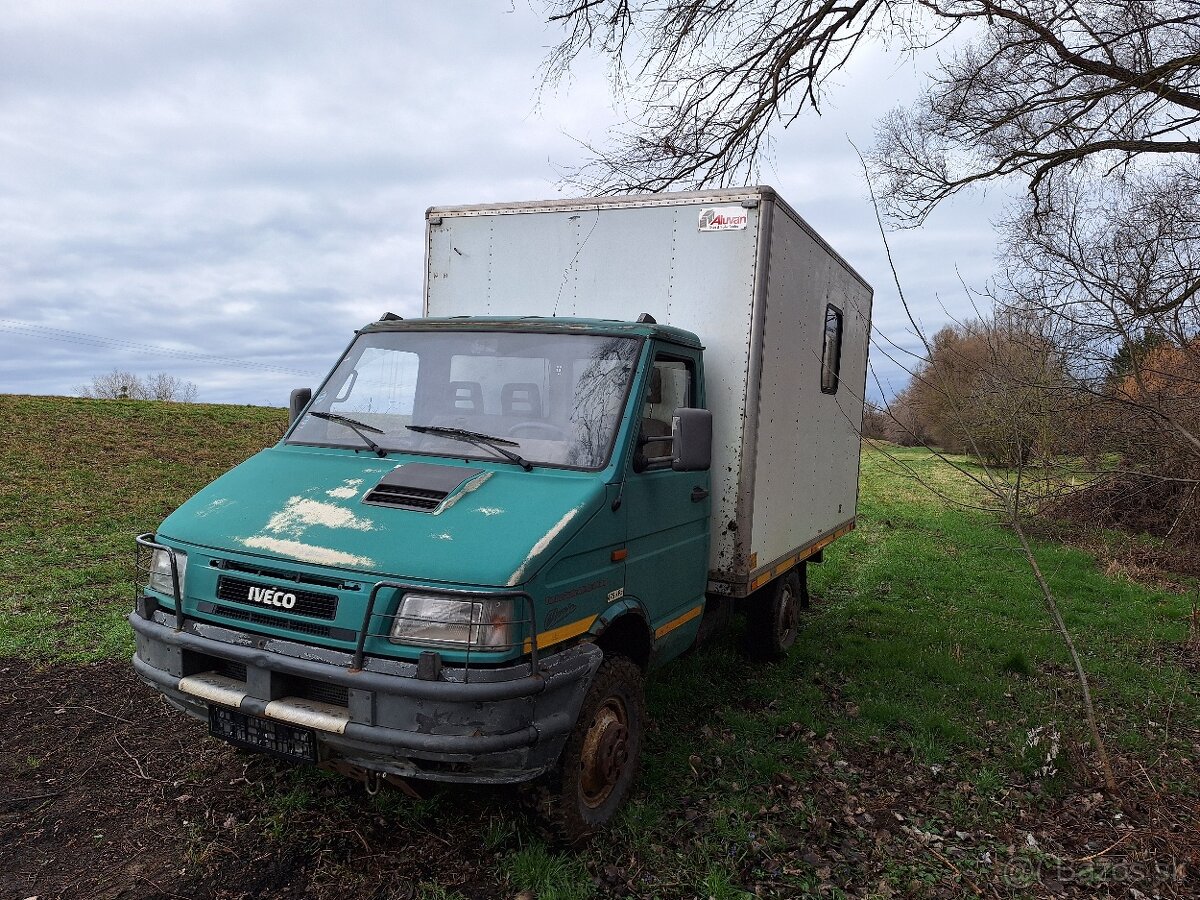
[362,484,447,511]
[213,658,247,682]
[219,560,347,590]
[198,601,356,643]
[290,677,349,707]
[215,575,339,620]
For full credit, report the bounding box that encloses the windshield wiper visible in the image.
[309,411,389,457]
[407,424,533,472]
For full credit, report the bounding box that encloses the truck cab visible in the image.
[132,316,714,838]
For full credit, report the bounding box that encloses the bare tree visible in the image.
[544,1,1200,208]
[76,369,198,402]
[860,399,891,440]
[872,3,1200,224]
[77,369,147,400]
[882,390,931,445]
[999,166,1200,452]
[893,314,1077,466]
[145,372,199,403]
[545,1,1200,361]
[988,163,1200,551]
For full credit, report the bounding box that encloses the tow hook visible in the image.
[365,770,382,796]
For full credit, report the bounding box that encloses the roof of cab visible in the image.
[359,315,703,349]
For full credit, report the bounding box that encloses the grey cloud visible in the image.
[1,4,1002,406]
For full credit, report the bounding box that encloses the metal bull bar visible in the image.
[135,533,186,632]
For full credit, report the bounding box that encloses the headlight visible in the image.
[148,547,187,599]
[389,594,514,650]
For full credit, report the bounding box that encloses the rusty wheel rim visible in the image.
[579,697,630,808]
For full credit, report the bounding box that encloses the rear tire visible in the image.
[746,569,802,660]
[538,654,644,845]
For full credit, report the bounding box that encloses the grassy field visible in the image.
[1,394,1197,898]
[0,394,288,660]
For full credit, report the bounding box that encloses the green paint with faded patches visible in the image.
[159,445,608,586]
[154,445,612,662]
[148,323,712,667]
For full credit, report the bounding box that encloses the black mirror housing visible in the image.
[672,407,712,471]
[288,387,312,424]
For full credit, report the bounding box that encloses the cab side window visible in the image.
[640,357,692,466]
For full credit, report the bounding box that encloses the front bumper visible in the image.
[129,601,601,783]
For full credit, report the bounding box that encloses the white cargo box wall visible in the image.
[424,187,873,596]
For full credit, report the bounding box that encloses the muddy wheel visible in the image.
[542,654,644,845]
[746,569,802,660]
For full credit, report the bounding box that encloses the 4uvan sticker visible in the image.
[698,206,748,231]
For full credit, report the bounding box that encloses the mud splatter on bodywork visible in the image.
[432,471,492,515]
[195,498,233,518]
[507,508,579,586]
[240,536,375,568]
[326,478,364,499]
[266,497,374,535]
[238,489,379,568]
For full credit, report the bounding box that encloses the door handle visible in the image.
[691,486,709,502]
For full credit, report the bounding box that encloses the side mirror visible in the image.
[672,408,712,472]
[289,387,312,424]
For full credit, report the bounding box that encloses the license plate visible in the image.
[208,705,318,763]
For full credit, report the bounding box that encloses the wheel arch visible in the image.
[591,604,653,670]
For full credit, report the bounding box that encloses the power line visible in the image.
[0,318,321,377]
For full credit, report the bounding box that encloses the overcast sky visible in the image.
[0,2,1006,406]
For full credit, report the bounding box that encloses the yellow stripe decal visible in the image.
[654,605,703,640]
[749,520,858,590]
[525,523,859,652]
[798,522,853,562]
[523,614,597,653]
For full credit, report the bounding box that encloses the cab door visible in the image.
[621,348,711,645]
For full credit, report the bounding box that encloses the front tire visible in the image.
[541,654,644,844]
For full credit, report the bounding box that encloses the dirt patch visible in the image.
[740,727,1200,898]
[2,659,1198,899]
[0,659,513,900]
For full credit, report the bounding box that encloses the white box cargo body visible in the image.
[424,186,872,597]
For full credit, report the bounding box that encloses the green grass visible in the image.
[3,396,1197,896]
[504,841,594,899]
[814,447,1197,758]
[0,394,287,661]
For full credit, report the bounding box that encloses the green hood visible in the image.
[158,446,606,588]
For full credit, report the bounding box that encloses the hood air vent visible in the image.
[362,463,484,512]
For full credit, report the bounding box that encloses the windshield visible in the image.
[288,329,641,469]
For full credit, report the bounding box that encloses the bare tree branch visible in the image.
[544,1,1200,208]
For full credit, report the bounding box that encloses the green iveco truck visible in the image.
[131,187,872,838]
